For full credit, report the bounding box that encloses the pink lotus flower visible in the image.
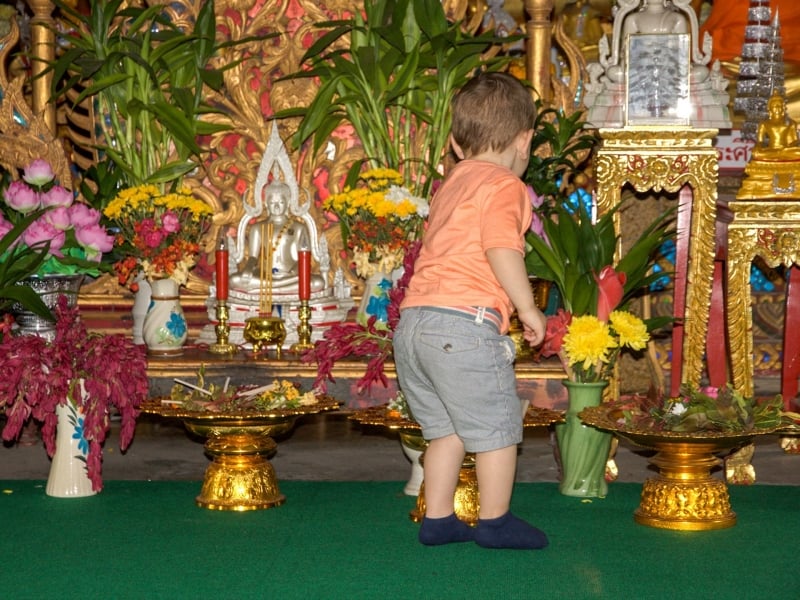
[22,158,55,188]
[68,203,102,228]
[0,215,14,241]
[44,206,72,231]
[595,266,626,322]
[75,223,115,258]
[23,220,65,255]
[40,185,73,209]
[4,180,40,213]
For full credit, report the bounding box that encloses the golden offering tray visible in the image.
[141,397,341,511]
[579,405,779,531]
[349,405,564,525]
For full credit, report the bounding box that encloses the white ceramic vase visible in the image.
[46,398,96,498]
[130,273,152,345]
[356,270,393,324]
[142,278,188,355]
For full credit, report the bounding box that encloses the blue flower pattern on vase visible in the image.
[166,311,187,339]
[66,402,89,459]
[365,277,393,322]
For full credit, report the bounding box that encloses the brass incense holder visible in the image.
[209,300,237,355]
[141,398,340,511]
[579,405,779,531]
[290,300,314,353]
[244,314,286,358]
[349,405,564,525]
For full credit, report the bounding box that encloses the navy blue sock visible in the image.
[418,513,475,546]
[475,512,548,549]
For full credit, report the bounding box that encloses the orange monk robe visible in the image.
[700,1,800,65]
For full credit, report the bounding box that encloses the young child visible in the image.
[393,71,548,550]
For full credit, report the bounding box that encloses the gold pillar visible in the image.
[594,128,719,395]
[524,0,553,103]
[726,201,800,398]
[26,0,57,135]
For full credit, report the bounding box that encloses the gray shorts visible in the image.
[393,306,524,453]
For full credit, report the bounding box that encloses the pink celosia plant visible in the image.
[0,296,149,491]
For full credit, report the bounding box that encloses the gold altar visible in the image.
[594,128,720,396]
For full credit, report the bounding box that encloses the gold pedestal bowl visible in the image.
[579,405,779,531]
[349,405,564,525]
[142,398,340,511]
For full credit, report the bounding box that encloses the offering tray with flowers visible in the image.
[578,386,787,531]
[142,375,341,511]
[348,395,564,524]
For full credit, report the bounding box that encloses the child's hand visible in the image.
[518,307,546,347]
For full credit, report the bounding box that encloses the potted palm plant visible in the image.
[46,0,245,192]
[277,0,517,198]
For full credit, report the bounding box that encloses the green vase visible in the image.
[556,380,612,498]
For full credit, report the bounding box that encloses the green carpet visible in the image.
[0,480,796,599]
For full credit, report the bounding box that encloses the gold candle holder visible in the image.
[209,300,236,355]
[290,300,314,353]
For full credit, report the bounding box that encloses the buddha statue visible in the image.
[229,177,326,295]
[199,125,353,349]
[738,90,800,198]
[583,0,730,128]
[752,92,800,159]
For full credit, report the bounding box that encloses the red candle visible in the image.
[298,249,311,301]
[215,237,229,301]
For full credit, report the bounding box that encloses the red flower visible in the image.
[595,266,626,322]
[540,309,572,358]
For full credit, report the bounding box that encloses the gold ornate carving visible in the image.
[595,128,719,392]
[0,11,71,188]
[726,199,800,397]
[637,477,732,522]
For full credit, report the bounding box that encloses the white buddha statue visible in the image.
[200,125,353,349]
[229,176,326,295]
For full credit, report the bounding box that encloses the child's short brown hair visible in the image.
[450,71,535,158]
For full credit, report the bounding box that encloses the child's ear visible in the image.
[450,134,465,160]
[514,129,533,160]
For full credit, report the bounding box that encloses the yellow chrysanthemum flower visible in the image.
[562,315,616,370]
[609,311,649,351]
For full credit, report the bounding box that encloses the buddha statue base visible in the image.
[737,159,800,199]
[198,286,354,350]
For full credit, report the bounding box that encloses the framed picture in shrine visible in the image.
[625,33,691,126]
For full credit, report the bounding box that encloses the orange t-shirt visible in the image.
[700,1,800,65]
[401,159,532,333]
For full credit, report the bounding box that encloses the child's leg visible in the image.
[422,433,465,517]
[474,445,548,550]
[417,433,474,545]
[475,445,517,518]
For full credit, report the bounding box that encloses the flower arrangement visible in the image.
[323,168,428,278]
[0,296,149,491]
[606,385,792,434]
[167,376,320,413]
[544,309,650,383]
[103,184,213,287]
[0,159,114,278]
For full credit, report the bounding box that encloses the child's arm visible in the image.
[486,248,546,346]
